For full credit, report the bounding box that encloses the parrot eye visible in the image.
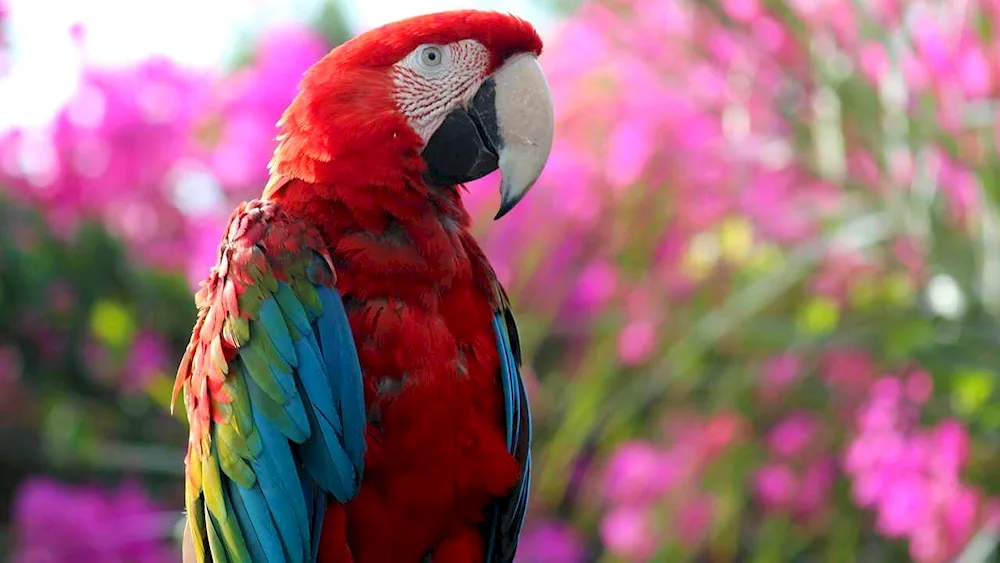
[418,46,445,69]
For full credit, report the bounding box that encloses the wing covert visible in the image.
[172,199,367,563]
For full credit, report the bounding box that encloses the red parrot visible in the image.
[173,10,554,563]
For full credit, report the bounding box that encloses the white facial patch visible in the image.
[392,39,491,144]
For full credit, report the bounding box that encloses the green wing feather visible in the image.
[173,200,368,562]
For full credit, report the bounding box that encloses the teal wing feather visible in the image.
[172,199,367,563]
[483,282,532,563]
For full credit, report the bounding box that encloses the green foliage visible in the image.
[0,194,193,530]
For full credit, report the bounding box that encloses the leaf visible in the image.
[882,318,934,363]
[952,368,995,417]
[89,300,135,347]
[797,297,840,336]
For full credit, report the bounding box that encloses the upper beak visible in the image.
[420,54,554,220]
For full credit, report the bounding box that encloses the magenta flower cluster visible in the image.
[0,23,329,284]
[597,413,742,559]
[845,373,990,561]
[12,478,178,561]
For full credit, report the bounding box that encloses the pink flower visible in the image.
[786,0,822,21]
[795,458,836,518]
[205,24,328,192]
[722,0,761,23]
[869,376,902,407]
[517,520,586,563]
[819,348,877,397]
[603,441,680,504]
[943,486,980,546]
[938,158,981,225]
[871,0,903,25]
[846,149,882,188]
[618,320,657,366]
[676,495,714,547]
[12,478,177,562]
[877,475,933,537]
[904,369,933,405]
[935,87,964,134]
[542,11,608,80]
[753,463,797,511]
[751,16,786,54]
[956,45,992,98]
[911,13,952,77]
[0,57,211,271]
[705,29,740,67]
[930,419,970,477]
[569,260,618,314]
[702,412,743,458]
[827,1,859,48]
[766,412,819,459]
[909,523,943,562]
[858,42,890,84]
[844,373,985,560]
[888,151,916,186]
[901,53,932,92]
[123,330,169,392]
[535,144,601,223]
[605,118,655,190]
[759,353,802,396]
[600,506,656,561]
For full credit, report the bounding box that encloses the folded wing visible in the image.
[172,199,367,563]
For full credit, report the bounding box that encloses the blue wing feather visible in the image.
[259,298,298,367]
[299,468,328,559]
[316,286,367,479]
[247,387,310,559]
[289,312,357,499]
[226,479,282,563]
[227,288,365,562]
[484,304,532,563]
[495,316,517,449]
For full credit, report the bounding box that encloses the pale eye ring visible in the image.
[419,46,444,68]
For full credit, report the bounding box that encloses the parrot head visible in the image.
[267,10,554,219]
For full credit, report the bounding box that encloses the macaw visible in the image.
[172,10,554,563]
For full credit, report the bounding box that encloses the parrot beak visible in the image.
[421,54,554,220]
[486,54,554,219]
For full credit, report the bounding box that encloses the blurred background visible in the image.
[1,0,1000,561]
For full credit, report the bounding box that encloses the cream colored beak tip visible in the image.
[491,54,554,219]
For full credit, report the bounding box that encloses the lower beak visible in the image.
[421,54,554,220]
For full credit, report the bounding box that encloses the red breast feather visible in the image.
[276,176,519,562]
